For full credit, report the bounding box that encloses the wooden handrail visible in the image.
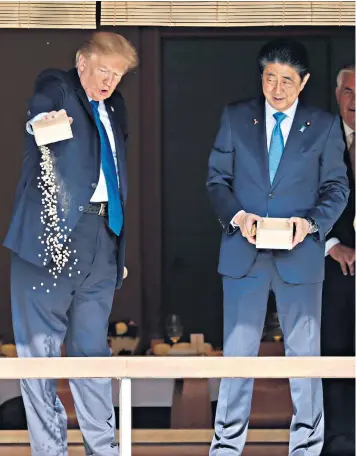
[0,356,354,379]
[1,356,353,455]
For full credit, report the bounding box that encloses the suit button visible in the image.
[268,193,274,199]
[91,183,97,189]
[78,205,84,212]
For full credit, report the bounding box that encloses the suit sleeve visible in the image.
[206,106,243,234]
[27,72,65,127]
[306,115,349,242]
[326,210,346,243]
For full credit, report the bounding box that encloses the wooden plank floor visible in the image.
[0,445,288,456]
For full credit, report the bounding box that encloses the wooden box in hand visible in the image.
[256,218,293,250]
[32,111,73,146]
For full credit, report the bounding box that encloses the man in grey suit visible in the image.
[4,32,137,456]
[207,38,349,456]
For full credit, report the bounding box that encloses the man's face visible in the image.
[262,63,310,111]
[336,71,355,130]
[78,53,128,101]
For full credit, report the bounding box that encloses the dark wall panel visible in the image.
[0,28,141,341]
[162,30,355,347]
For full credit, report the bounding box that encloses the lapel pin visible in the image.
[111,106,115,112]
[253,118,258,125]
[299,121,311,133]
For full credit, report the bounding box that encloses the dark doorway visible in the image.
[161,30,355,347]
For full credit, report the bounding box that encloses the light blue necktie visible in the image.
[269,112,287,185]
[90,100,123,236]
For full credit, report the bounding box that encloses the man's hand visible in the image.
[233,211,263,245]
[289,217,310,249]
[43,109,73,125]
[329,244,355,276]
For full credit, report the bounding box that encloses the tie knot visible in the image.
[90,100,99,112]
[273,112,287,124]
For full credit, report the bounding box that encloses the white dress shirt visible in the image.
[325,120,355,256]
[89,99,119,202]
[344,121,355,149]
[26,98,119,203]
[265,98,298,148]
[231,98,298,227]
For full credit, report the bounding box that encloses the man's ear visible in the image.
[77,54,86,73]
[300,73,310,91]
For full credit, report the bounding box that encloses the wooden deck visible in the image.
[0,429,289,455]
[0,445,288,456]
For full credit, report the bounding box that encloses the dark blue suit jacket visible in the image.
[207,98,349,284]
[4,69,128,288]
[326,120,355,250]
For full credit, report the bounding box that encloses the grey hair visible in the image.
[75,50,80,68]
[337,64,355,88]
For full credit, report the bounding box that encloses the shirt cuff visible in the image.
[26,112,48,135]
[230,210,244,228]
[325,237,340,256]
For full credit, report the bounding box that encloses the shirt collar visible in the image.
[265,97,299,121]
[343,120,354,138]
[87,95,101,104]
[87,95,106,112]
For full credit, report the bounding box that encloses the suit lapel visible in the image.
[342,121,355,186]
[105,99,125,163]
[249,99,270,190]
[67,69,95,121]
[105,98,127,201]
[271,102,310,191]
[76,88,95,121]
[67,68,127,196]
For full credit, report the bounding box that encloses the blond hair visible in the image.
[76,32,138,72]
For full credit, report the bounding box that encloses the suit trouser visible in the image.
[321,257,355,455]
[210,251,324,456]
[11,213,119,456]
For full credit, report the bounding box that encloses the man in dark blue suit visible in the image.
[4,32,137,456]
[207,38,349,456]
[321,64,355,456]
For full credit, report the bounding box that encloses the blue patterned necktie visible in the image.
[90,100,123,236]
[269,112,287,184]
